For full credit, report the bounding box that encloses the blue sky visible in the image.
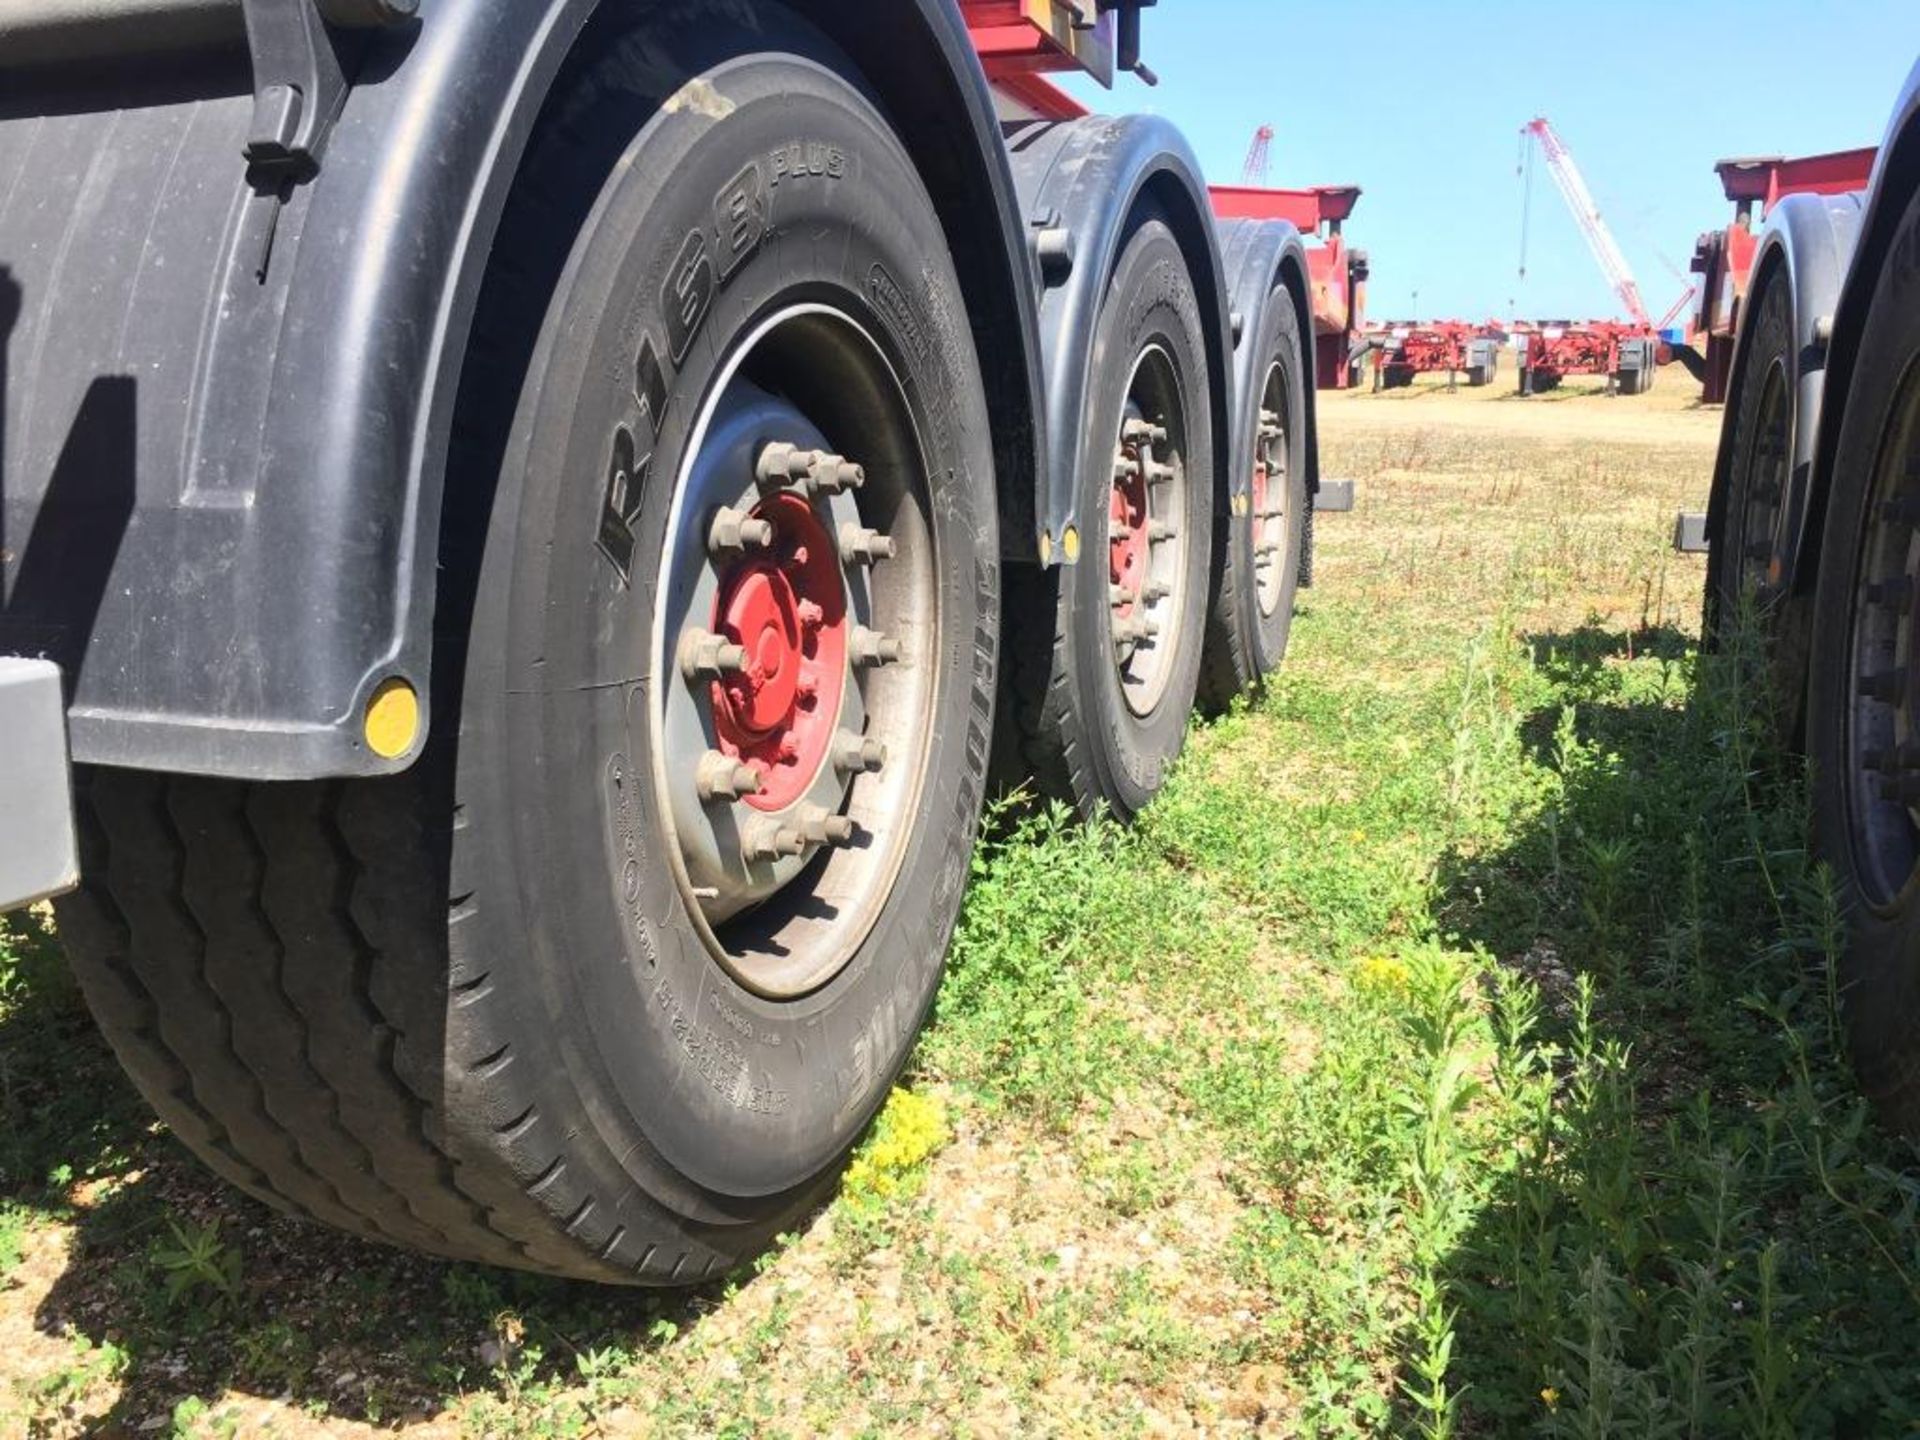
[1058,4,1920,323]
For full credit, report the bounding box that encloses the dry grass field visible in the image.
[7,366,1917,1438]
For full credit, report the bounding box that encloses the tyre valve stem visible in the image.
[679,628,748,682]
[852,627,902,667]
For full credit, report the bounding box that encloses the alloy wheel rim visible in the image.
[651,304,937,998]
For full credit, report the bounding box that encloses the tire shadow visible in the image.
[1410,623,1920,1433]
[0,910,750,1430]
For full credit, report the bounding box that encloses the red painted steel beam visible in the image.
[1714,147,1878,212]
[1208,184,1361,233]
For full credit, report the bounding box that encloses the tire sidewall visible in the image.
[461,40,996,1201]
[1808,186,1920,1112]
[1065,218,1213,814]
[1243,296,1307,675]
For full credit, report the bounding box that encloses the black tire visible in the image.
[1706,273,1795,650]
[1531,368,1562,393]
[1466,363,1490,388]
[55,2,997,1283]
[1808,183,1920,1132]
[1200,293,1308,705]
[1004,217,1214,821]
[1383,363,1414,390]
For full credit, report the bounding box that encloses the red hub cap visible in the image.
[1109,451,1149,619]
[710,491,848,811]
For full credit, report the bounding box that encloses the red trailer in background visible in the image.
[1513,320,1659,395]
[1690,146,1877,403]
[1210,184,1370,389]
[1357,319,1506,390]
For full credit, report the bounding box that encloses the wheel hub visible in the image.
[650,304,935,999]
[710,492,848,811]
[1109,447,1150,620]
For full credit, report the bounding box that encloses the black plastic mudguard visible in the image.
[1214,216,1319,513]
[1003,113,1234,559]
[0,0,1044,780]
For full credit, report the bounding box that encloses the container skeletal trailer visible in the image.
[1358,320,1506,391]
[0,0,1338,1283]
[1682,60,1920,1135]
[1514,320,1660,396]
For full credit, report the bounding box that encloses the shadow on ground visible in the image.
[1414,623,1920,1434]
[0,914,746,1430]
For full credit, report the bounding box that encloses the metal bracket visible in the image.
[1673,511,1710,554]
[240,0,415,185]
[241,0,348,185]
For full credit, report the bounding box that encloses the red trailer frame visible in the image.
[1512,319,1656,395]
[1356,319,1506,390]
[1210,185,1369,390]
[1690,146,1878,403]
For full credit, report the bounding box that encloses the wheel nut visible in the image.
[1113,454,1141,480]
[1144,460,1177,485]
[1149,519,1178,542]
[743,820,808,862]
[852,627,902,666]
[1880,773,1920,806]
[695,750,762,802]
[840,523,896,563]
[1868,574,1916,610]
[755,441,821,492]
[799,805,857,846]
[1142,580,1170,603]
[708,506,774,557]
[810,457,866,496]
[1123,417,1168,445]
[679,628,748,681]
[833,731,887,775]
[797,599,825,629]
[1861,668,1908,704]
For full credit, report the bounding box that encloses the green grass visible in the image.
[5,410,1920,1435]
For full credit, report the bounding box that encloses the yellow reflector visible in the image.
[364,678,420,760]
[1062,525,1081,564]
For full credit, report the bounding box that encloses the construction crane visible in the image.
[1519,116,1652,329]
[1241,123,1274,186]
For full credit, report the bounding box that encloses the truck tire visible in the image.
[54,2,998,1283]
[1807,184,1920,1132]
[1466,363,1490,387]
[1706,273,1794,649]
[1004,216,1214,821]
[1383,363,1414,390]
[1201,292,1307,704]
